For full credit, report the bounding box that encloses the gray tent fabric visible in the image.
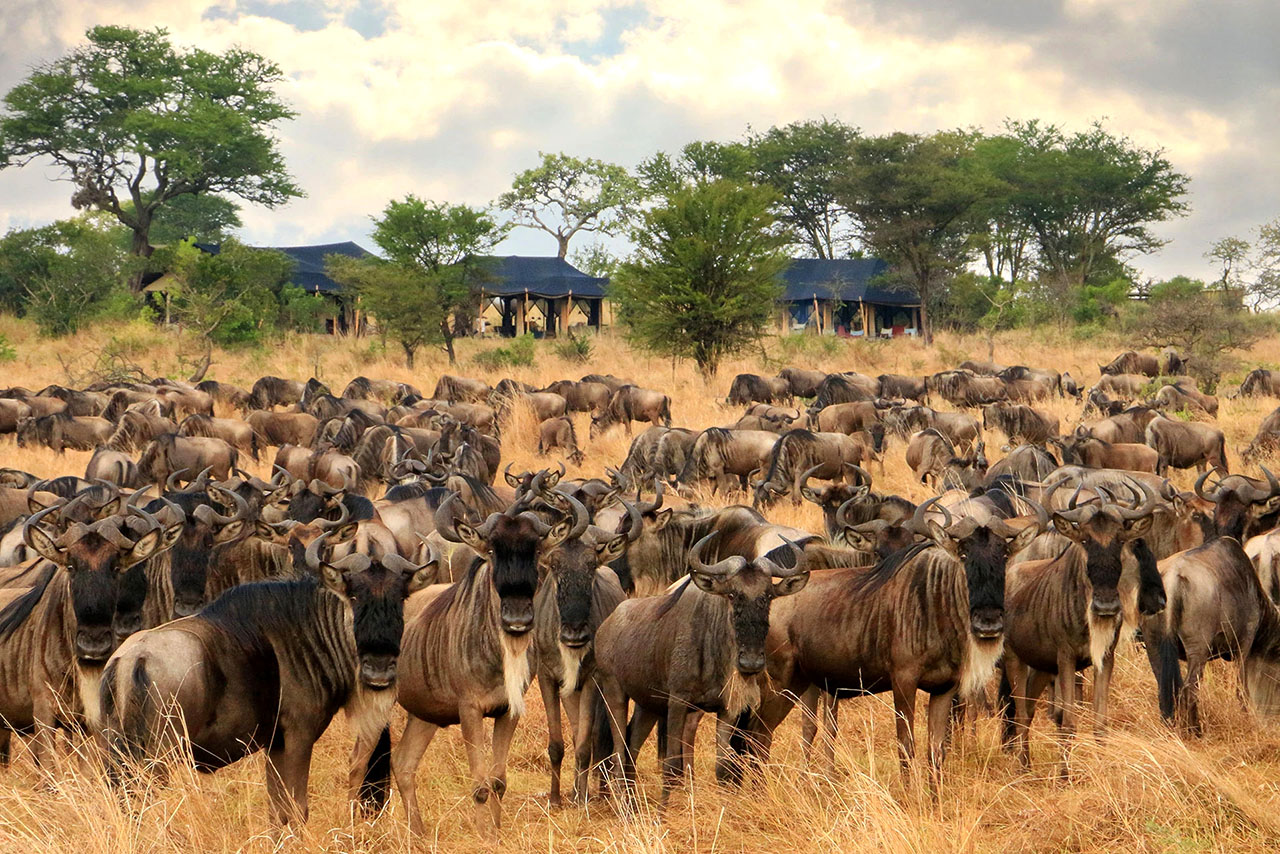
[780,258,914,305]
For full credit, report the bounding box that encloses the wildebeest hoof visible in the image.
[491,777,507,798]
[472,786,490,804]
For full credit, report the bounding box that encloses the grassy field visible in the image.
[2,315,1280,852]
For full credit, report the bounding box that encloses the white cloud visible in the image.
[0,0,1274,278]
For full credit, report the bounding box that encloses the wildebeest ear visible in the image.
[842,528,873,551]
[26,526,65,565]
[255,520,279,541]
[162,522,184,551]
[504,470,521,488]
[27,493,55,514]
[596,534,627,563]
[1009,522,1040,554]
[651,508,674,532]
[320,564,347,595]
[689,571,721,594]
[123,530,161,569]
[406,564,438,594]
[333,522,359,545]
[544,519,573,549]
[772,572,810,598]
[454,521,488,553]
[213,519,245,544]
[1124,515,1153,539]
[544,469,563,489]
[1053,515,1083,542]
[799,486,821,505]
[927,521,959,557]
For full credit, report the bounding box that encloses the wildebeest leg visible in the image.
[265,739,315,825]
[1055,653,1078,778]
[1182,653,1207,737]
[0,729,9,767]
[1092,649,1116,741]
[662,700,692,804]
[891,673,919,770]
[926,689,955,786]
[600,682,635,799]
[799,685,820,762]
[540,675,565,807]
[819,692,839,776]
[571,688,595,804]
[457,707,498,833]
[559,688,583,802]
[487,711,520,830]
[1017,668,1052,770]
[391,714,439,836]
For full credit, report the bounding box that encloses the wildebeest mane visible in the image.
[0,563,58,639]
[846,542,932,597]
[199,574,329,653]
[654,577,692,619]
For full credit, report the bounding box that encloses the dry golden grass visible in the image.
[3,313,1280,852]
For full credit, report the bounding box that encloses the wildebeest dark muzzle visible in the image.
[500,594,535,635]
[359,652,399,689]
[969,606,1004,639]
[75,624,115,663]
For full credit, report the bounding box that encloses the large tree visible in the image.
[610,180,788,377]
[326,255,443,369]
[369,195,508,364]
[131,193,243,245]
[839,130,991,344]
[499,152,641,257]
[0,25,302,290]
[995,120,1190,322]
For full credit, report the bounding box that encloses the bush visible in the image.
[473,334,536,370]
[551,331,593,363]
[0,333,15,362]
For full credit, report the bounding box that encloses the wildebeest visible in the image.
[1143,537,1280,734]
[195,380,253,413]
[811,400,880,435]
[757,497,1043,777]
[1145,415,1228,475]
[1243,406,1280,462]
[776,368,828,399]
[752,429,880,506]
[810,373,880,411]
[537,416,585,466]
[958,359,1006,376]
[1055,435,1159,473]
[247,410,319,449]
[137,434,239,488]
[1154,381,1218,417]
[595,534,810,801]
[982,402,1059,446]
[99,533,437,824]
[589,385,672,439]
[178,414,260,461]
[877,374,928,402]
[343,376,416,404]
[580,374,634,393]
[677,428,779,496]
[1094,372,1149,400]
[985,444,1060,485]
[1080,405,1159,445]
[1061,372,1082,400]
[433,374,492,404]
[0,505,177,767]
[906,429,987,490]
[885,404,982,452]
[928,370,1007,408]
[249,375,305,411]
[998,366,1061,403]
[16,413,113,453]
[1100,350,1160,377]
[727,373,792,406]
[541,380,611,413]
[1236,369,1280,399]
[0,399,31,434]
[391,498,575,834]
[1193,466,1280,541]
[1001,481,1163,772]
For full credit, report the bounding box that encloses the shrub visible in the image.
[473,334,536,370]
[0,333,15,362]
[551,331,593,363]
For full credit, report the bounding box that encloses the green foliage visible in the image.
[168,238,295,347]
[551,331,593,363]
[611,180,789,377]
[568,243,618,279]
[500,152,643,257]
[473,335,536,370]
[0,333,15,362]
[1072,278,1132,323]
[369,195,507,363]
[326,254,443,369]
[276,285,327,334]
[0,25,301,282]
[125,193,242,245]
[2,214,138,336]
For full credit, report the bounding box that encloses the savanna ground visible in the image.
[2,314,1280,853]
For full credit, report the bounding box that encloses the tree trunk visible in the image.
[556,234,571,259]
[444,335,456,365]
[187,338,213,383]
[127,220,155,293]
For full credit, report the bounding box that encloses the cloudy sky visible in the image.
[1,0,1276,281]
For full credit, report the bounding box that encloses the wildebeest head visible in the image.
[1048,480,1157,619]
[541,502,634,649]
[798,463,873,539]
[25,504,180,662]
[911,495,1045,639]
[441,492,580,635]
[1195,466,1280,542]
[306,531,438,689]
[687,532,809,675]
[153,485,250,619]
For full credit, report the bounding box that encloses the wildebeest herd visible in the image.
[5,350,1280,834]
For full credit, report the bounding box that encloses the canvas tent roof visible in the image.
[269,241,372,295]
[780,258,915,306]
[478,255,608,299]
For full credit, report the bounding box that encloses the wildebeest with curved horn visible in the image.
[99,532,438,825]
[1236,368,1280,400]
[752,429,880,507]
[1193,466,1280,541]
[590,385,672,439]
[982,402,1059,446]
[676,428,779,497]
[906,429,987,491]
[137,434,239,488]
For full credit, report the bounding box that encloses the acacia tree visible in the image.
[0,25,301,289]
[499,152,641,258]
[610,180,788,377]
[327,255,443,369]
[369,195,508,364]
[839,131,991,345]
[1207,219,1280,310]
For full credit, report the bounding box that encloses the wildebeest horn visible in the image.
[433,493,470,543]
[1113,478,1158,521]
[1193,469,1220,502]
[166,468,191,492]
[315,500,351,530]
[834,491,871,530]
[688,531,748,577]
[94,518,137,550]
[798,464,824,497]
[271,465,292,488]
[305,530,332,572]
[908,495,952,536]
[541,491,591,541]
[206,485,249,526]
[310,477,341,497]
[190,466,214,490]
[843,463,872,487]
[23,505,62,547]
[755,536,807,578]
[619,500,643,542]
[637,481,665,515]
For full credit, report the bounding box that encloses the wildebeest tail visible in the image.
[359,725,392,812]
[997,666,1016,745]
[1156,635,1182,722]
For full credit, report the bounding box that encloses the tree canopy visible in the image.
[610,180,788,377]
[499,152,641,258]
[0,25,302,288]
